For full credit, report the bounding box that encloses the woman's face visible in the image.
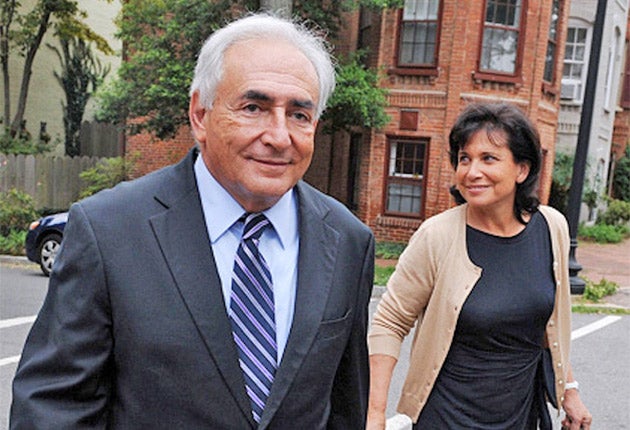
[455,130,530,214]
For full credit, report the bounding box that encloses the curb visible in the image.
[0,255,31,265]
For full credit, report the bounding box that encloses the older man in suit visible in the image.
[10,13,374,429]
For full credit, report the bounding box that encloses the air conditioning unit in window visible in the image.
[560,81,581,100]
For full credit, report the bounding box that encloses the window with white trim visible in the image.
[561,27,588,102]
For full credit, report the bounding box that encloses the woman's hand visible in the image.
[365,410,386,430]
[366,354,397,430]
[561,388,592,429]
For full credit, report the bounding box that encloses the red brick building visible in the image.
[127,0,570,244]
[334,0,570,242]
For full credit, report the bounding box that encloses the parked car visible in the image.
[25,212,68,276]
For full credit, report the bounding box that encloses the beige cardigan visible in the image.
[368,204,572,422]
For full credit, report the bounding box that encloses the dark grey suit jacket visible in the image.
[10,149,374,429]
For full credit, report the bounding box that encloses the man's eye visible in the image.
[292,112,310,122]
[244,104,260,113]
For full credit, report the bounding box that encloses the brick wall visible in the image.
[349,0,565,243]
[126,126,195,178]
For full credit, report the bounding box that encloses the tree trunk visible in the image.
[259,0,292,17]
[0,0,17,129]
[10,9,52,136]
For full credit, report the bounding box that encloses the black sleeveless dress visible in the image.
[415,212,556,429]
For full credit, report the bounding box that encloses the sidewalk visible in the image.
[576,237,630,309]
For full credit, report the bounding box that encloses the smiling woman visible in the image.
[367,102,593,430]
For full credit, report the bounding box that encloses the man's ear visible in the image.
[189,91,208,144]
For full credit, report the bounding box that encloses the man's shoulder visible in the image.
[77,150,195,215]
[296,181,372,235]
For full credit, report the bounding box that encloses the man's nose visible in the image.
[262,110,291,148]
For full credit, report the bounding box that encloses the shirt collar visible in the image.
[194,156,297,249]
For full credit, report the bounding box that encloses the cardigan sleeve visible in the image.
[368,223,438,359]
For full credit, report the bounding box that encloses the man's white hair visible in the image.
[190,13,336,119]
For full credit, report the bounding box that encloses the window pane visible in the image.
[400,0,440,66]
[575,46,585,61]
[486,0,520,27]
[399,22,437,65]
[403,0,419,20]
[544,43,555,81]
[387,182,422,213]
[576,28,587,43]
[481,28,517,73]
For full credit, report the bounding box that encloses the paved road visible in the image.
[1,261,629,429]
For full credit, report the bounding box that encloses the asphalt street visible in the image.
[1,260,629,430]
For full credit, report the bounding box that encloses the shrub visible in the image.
[79,156,136,198]
[375,241,406,259]
[612,146,630,201]
[0,229,27,255]
[583,278,619,302]
[578,223,629,243]
[0,132,52,155]
[597,199,630,226]
[0,188,38,236]
[548,152,574,215]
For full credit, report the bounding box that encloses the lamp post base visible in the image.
[569,238,586,295]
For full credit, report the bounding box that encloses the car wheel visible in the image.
[37,233,62,276]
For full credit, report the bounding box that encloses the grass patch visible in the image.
[571,305,630,315]
[374,265,395,286]
[582,278,619,302]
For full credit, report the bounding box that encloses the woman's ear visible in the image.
[516,161,531,184]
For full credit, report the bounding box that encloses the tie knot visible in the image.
[242,213,269,241]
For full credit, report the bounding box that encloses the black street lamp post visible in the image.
[566,0,607,294]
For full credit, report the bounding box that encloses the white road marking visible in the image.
[0,315,36,329]
[0,355,20,367]
[571,315,622,340]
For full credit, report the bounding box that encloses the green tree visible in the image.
[96,0,257,139]
[49,36,110,156]
[0,0,112,137]
[321,53,389,190]
[96,0,398,139]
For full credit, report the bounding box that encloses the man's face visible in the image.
[190,38,320,213]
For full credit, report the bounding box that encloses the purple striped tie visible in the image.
[229,213,276,423]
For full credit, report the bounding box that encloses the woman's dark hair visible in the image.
[448,102,542,223]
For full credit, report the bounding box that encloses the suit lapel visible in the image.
[259,183,340,428]
[148,152,254,426]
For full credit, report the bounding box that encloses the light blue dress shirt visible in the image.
[194,156,298,363]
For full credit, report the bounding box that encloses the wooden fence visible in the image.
[0,153,105,210]
[80,121,123,158]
